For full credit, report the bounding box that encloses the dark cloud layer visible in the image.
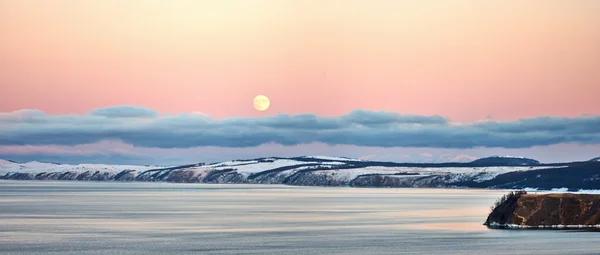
[1,106,598,149]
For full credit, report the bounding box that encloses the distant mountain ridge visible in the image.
[470,156,540,166]
[2,156,599,191]
[0,155,546,167]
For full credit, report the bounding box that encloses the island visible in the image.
[484,191,600,229]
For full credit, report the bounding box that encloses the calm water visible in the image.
[1,181,599,255]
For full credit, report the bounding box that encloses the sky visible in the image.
[1,0,599,165]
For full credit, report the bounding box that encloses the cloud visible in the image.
[0,140,137,156]
[1,153,154,165]
[420,152,433,157]
[0,106,599,149]
[1,141,600,165]
[473,116,600,134]
[0,109,46,123]
[340,110,448,126]
[358,154,378,161]
[90,105,157,118]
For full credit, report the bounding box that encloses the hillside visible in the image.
[2,156,599,190]
[485,192,600,228]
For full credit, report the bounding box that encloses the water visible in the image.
[0,181,599,255]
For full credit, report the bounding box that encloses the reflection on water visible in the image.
[1,181,599,255]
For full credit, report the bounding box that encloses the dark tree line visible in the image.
[490,190,528,212]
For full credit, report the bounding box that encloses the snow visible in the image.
[0,158,348,178]
[495,155,529,159]
[381,174,429,178]
[359,165,565,182]
[0,160,158,175]
[312,168,411,182]
[269,166,325,177]
[0,159,15,167]
[0,157,576,187]
[204,160,259,167]
[488,222,600,229]
[522,188,600,194]
[268,164,344,178]
[189,161,568,182]
[319,161,346,165]
[574,189,600,194]
[184,167,215,179]
[293,165,339,170]
[209,159,320,176]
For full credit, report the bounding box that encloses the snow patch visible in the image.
[495,155,529,159]
[521,188,600,194]
[312,168,412,182]
[184,167,215,179]
[487,222,600,229]
[551,187,569,192]
[575,189,600,194]
[320,161,346,165]
[361,165,565,182]
[210,159,319,176]
[204,160,259,167]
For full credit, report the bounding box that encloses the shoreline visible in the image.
[485,222,600,230]
[2,179,600,194]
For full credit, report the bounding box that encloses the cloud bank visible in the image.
[1,106,599,149]
[2,141,599,165]
[90,105,158,118]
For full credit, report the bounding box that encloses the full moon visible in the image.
[253,95,270,111]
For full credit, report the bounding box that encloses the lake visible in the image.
[1,180,599,255]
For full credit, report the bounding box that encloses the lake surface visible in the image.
[1,181,599,255]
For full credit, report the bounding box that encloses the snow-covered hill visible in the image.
[3,156,595,191]
[0,159,159,175]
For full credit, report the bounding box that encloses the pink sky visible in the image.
[1,0,599,121]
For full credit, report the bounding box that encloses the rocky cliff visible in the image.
[485,193,600,228]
